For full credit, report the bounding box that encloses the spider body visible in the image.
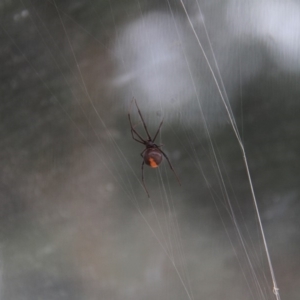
[143,147,162,168]
[128,99,180,196]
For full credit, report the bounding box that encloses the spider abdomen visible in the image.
[144,148,163,168]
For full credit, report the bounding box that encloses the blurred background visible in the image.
[1,0,299,299]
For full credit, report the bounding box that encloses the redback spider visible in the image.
[128,98,181,197]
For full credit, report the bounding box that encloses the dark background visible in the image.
[0,0,299,299]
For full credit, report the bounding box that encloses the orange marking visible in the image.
[149,158,158,168]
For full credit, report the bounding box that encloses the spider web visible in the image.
[1,0,299,299]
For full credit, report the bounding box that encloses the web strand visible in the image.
[179,1,281,299]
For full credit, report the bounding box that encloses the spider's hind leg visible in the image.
[159,149,181,186]
[141,160,150,197]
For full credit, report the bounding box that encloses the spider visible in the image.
[128,98,181,197]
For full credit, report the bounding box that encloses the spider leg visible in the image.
[141,160,150,197]
[140,149,147,158]
[134,98,152,141]
[131,128,145,144]
[159,149,181,186]
[152,119,164,142]
[128,100,146,144]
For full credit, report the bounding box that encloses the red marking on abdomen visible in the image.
[149,157,158,168]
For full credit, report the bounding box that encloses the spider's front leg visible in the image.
[130,128,144,144]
